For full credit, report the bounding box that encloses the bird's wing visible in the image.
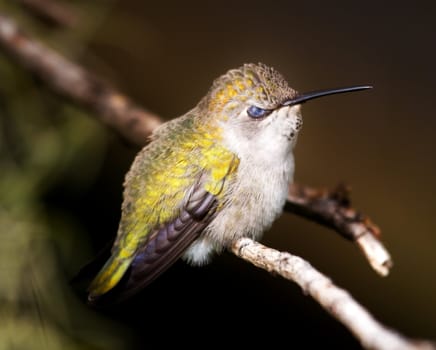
[115,180,218,301]
[88,138,239,303]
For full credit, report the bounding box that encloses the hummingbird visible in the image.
[87,63,371,303]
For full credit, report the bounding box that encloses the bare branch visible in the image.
[286,183,392,276]
[232,238,435,350]
[16,0,77,28]
[0,13,162,146]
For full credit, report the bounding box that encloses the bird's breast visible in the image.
[205,151,294,245]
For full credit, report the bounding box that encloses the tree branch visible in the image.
[286,183,392,276]
[0,12,428,349]
[231,238,435,350]
[0,13,162,145]
[16,0,77,28]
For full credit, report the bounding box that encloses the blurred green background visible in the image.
[1,0,435,349]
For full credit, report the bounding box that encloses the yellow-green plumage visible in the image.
[88,111,239,298]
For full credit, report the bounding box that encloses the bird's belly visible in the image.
[210,174,290,243]
[183,155,294,265]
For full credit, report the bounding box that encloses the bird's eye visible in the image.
[247,105,270,119]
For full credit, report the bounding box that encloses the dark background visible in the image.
[1,0,435,349]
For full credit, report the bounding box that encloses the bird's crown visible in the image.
[205,63,298,112]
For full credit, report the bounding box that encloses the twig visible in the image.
[0,12,428,349]
[286,183,392,276]
[16,0,77,28]
[232,238,435,350]
[0,13,162,145]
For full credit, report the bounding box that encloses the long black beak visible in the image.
[282,85,372,106]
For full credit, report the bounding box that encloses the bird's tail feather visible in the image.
[87,253,133,302]
[70,241,133,307]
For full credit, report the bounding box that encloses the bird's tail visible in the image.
[87,252,133,303]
